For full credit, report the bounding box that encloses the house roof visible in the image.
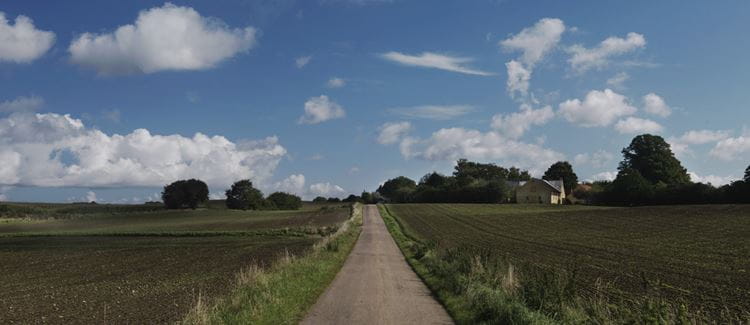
[544,179,564,193]
[516,178,563,193]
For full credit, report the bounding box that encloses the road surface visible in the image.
[301,205,453,325]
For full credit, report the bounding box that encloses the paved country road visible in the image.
[301,205,453,325]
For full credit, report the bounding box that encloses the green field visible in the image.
[384,203,750,323]
[0,202,352,324]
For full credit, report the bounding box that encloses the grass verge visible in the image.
[182,203,363,324]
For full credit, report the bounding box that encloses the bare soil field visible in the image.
[0,202,352,324]
[386,204,750,319]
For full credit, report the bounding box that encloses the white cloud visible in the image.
[298,95,345,124]
[501,18,565,100]
[614,117,663,134]
[348,166,360,174]
[490,104,554,139]
[309,182,346,198]
[308,153,324,161]
[710,136,750,161]
[642,93,671,117]
[381,51,493,76]
[389,105,474,120]
[590,171,617,182]
[688,172,734,186]
[295,55,312,68]
[69,3,257,75]
[606,72,630,89]
[326,77,346,88]
[0,96,44,113]
[377,121,412,145]
[0,186,10,201]
[505,60,531,98]
[500,18,565,66]
[398,128,564,174]
[574,150,615,169]
[0,12,55,63]
[668,130,731,157]
[273,174,306,196]
[567,32,646,73]
[102,108,121,123]
[85,191,98,202]
[558,89,637,127]
[0,112,287,188]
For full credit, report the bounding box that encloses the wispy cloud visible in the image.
[389,105,475,120]
[381,51,494,76]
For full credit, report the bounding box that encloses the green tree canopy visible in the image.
[542,161,579,194]
[162,179,209,209]
[312,196,327,203]
[266,192,302,210]
[745,165,750,183]
[619,134,690,185]
[377,176,417,202]
[610,168,654,205]
[225,180,264,210]
[419,172,449,188]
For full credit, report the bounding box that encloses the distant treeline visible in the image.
[376,134,750,206]
[161,179,302,210]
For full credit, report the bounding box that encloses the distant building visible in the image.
[511,178,566,204]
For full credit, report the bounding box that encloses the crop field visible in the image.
[0,202,351,324]
[385,203,750,321]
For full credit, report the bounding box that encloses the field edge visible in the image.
[181,203,364,324]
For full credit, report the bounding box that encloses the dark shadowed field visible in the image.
[0,202,351,324]
[386,204,750,320]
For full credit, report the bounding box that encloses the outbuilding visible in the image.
[514,178,566,204]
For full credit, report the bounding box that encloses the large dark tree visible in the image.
[162,179,209,209]
[745,165,750,183]
[507,167,532,182]
[609,168,654,205]
[312,196,327,203]
[619,134,690,185]
[542,161,578,194]
[419,172,449,188]
[225,180,264,210]
[377,176,417,202]
[266,192,302,210]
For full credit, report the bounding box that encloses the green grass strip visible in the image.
[182,203,363,325]
[379,204,553,325]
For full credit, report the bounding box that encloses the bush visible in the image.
[266,192,302,210]
[225,180,265,210]
[312,196,327,203]
[162,179,209,209]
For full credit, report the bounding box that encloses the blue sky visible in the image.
[1,0,749,203]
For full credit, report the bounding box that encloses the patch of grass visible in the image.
[182,203,363,324]
[382,203,750,324]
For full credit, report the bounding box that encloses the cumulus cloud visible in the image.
[642,93,671,117]
[377,121,412,145]
[668,129,731,157]
[389,105,474,120]
[567,32,646,73]
[505,60,532,98]
[614,117,663,134]
[273,174,306,196]
[0,95,44,113]
[0,112,286,188]
[298,95,345,124]
[381,51,493,76]
[326,77,346,88]
[710,136,750,161]
[309,182,346,198]
[0,12,55,63]
[500,18,565,66]
[295,55,311,68]
[574,150,615,169]
[490,104,554,139]
[398,128,564,174]
[558,89,637,127]
[501,18,565,99]
[68,3,257,75]
[590,171,617,182]
[606,72,630,89]
[85,191,98,202]
[688,172,735,186]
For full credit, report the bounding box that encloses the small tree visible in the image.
[542,161,579,194]
[327,197,341,203]
[225,180,264,210]
[162,179,209,209]
[266,192,302,210]
[312,196,327,203]
[377,176,417,202]
[744,165,750,183]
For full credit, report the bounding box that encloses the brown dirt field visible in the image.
[0,236,315,324]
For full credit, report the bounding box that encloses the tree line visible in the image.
[161,179,302,210]
[375,134,750,206]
